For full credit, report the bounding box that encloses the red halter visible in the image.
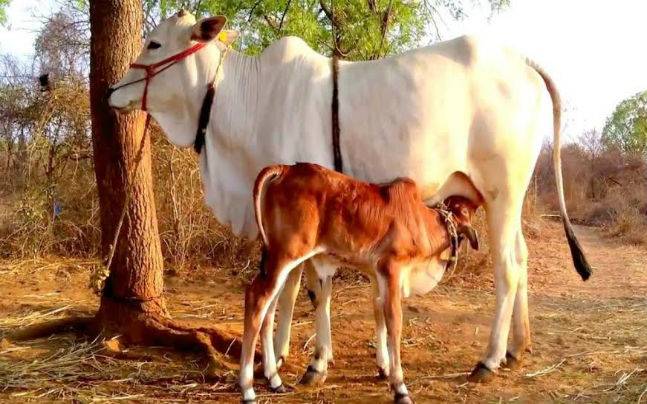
[115,42,208,111]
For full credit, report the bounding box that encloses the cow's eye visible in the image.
[147,41,161,50]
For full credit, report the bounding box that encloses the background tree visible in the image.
[0,0,10,25]
[7,0,244,374]
[124,0,508,60]
[602,90,647,156]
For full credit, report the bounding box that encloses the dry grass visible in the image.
[1,221,646,403]
[535,142,647,246]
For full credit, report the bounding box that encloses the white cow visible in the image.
[108,11,591,403]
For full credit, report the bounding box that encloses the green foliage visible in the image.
[0,0,10,25]
[147,0,508,60]
[602,91,647,156]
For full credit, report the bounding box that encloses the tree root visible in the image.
[8,296,258,380]
[9,314,94,341]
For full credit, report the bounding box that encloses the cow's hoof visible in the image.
[394,392,414,404]
[502,351,522,370]
[241,400,256,404]
[377,367,389,380]
[467,361,493,383]
[300,365,327,386]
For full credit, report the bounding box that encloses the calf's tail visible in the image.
[253,165,286,247]
[527,59,592,281]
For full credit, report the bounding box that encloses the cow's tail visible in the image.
[527,59,592,281]
[253,165,286,248]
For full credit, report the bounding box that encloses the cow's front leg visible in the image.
[468,201,522,382]
[378,260,412,404]
[301,269,333,386]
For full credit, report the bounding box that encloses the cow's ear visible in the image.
[191,16,227,42]
[217,30,239,47]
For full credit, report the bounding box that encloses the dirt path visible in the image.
[1,221,646,402]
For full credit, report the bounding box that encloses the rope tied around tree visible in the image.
[90,113,153,297]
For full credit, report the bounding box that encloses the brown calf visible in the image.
[239,163,481,403]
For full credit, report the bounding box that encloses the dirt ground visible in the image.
[1,220,646,403]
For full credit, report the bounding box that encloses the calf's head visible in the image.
[443,196,480,250]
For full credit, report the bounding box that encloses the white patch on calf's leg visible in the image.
[393,383,409,396]
[372,280,390,377]
[268,373,282,389]
[261,296,282,388]
[242,387,256,402]
[378,265,409,402]
[239,250,322,400]
[308,274,333,373]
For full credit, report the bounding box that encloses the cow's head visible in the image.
[108,10,237,146]
[444,195,480,250]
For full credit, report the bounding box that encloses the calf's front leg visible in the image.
[301,273,333,385]
[273,263,304,368]
[378,260,413,404]
[372,279,390,379]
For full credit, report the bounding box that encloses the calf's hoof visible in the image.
[300,365,327,386]
[502,351,522,370]
[269,383,290,394]
[241,400,256,404]
[467,361,493,383]
[394,392,414,404]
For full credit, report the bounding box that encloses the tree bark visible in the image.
[89,0,167,334]
[80,0,245,367]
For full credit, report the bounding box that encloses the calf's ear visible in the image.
[191,16,227,42]
[459,225,479,250]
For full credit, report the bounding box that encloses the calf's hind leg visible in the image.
[260,296,286,392]
[273,263,304,368]
[239,251,318,403]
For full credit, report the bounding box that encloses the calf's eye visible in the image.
[147,41,162,50]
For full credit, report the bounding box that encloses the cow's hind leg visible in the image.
[504,228,531,369]
[468,196,524,383]
[273,263,304,368]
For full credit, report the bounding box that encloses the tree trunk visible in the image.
[89,0,167,337]
[79,0,245,367]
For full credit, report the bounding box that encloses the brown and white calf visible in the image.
[239,163,481,403]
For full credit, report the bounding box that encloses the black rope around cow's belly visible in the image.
[331,55,343,173]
